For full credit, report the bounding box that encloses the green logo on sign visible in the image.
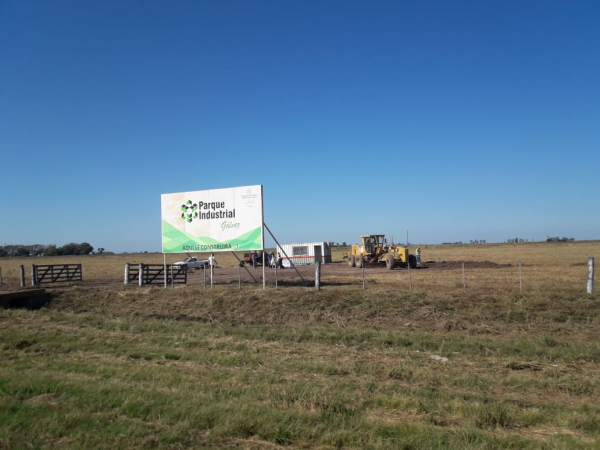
[181,200,198,223]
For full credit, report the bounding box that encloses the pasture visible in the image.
[1,241,599,448]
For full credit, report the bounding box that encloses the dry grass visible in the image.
[1,241,599,448]
[1,240,597,291]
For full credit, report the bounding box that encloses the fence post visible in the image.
[315,262,321,291]
[31,265,37,286]
[408,258,412,293]
[139,263,144,287]
[362,263,365,290]
[0,267,2,287]
[519,261,522,293]
[20,265,25,287]
[588,257,595,294]
[124,264,130,285]
[462,263,467,293]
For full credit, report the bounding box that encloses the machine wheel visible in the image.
[356,256,364,268]
[386,254,396,270]
[347,255,356,267]
[408,254,417,268]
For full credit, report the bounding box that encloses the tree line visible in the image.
[0,243,98,257]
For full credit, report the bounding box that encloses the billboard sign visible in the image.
[161,185,263,253]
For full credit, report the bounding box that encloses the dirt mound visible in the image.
[420,261,513,270]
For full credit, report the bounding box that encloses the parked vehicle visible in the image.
[242,251,263,266]
[173,256,209,269]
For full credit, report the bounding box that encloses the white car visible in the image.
[173,256,209,270]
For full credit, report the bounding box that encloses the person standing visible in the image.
[209,253,217,268]
[415,247,421,265]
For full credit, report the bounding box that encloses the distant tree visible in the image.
[60,243,78,255]
[52,242,94,255]
[78,242,94,255]
[15,247,29,257]
[97,247,105,254]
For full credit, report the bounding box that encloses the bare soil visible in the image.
[185,260,512,286]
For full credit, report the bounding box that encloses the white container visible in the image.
[276,242,332,266]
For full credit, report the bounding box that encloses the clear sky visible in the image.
[1,1,599,253]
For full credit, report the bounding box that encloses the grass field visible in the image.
[1,241,599,448]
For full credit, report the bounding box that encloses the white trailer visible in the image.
[277,242,332,266]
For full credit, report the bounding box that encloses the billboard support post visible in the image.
[262,250,266,290]
[264,222,305,283]
[231,251,258,283]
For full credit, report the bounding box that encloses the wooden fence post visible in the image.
[0,267,2,287]
[31,265,37,286]
[124,264,130,285]
[20,265,25,287]
[519,261,522,293]
[139,263,144,287]
[462,263,467,293]
[588,257,595,294]
[315,262,321,291]
[362,263,365,290]
[408,259,412,293]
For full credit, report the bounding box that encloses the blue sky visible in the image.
[1,0,599,253]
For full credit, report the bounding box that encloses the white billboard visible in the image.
[161,185,263,253]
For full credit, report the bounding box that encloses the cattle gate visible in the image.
[124,263,187,286]
[32,264,82,286]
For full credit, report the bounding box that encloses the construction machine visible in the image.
[345,235,417,270]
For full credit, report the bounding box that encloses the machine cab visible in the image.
[361,235,385,254]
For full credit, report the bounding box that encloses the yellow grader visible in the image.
[345,234,416,270]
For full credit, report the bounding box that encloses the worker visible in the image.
[208,253,217,269]
[415,247,421,265]
[268,252,274,269]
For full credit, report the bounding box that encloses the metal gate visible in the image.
[32,264,82,285]
[125,264,187,286]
